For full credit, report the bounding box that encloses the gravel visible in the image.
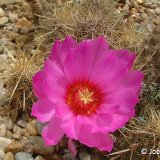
[116,0,160,32]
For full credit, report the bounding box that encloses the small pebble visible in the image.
[13,125,22,137]
[155,7,160,15]
[44,154,62,160]
[147,24,154,32]
[0,125,6,137]
[12,134,20,140]
[92,155,101,160]
[4,152,14,160]
[0,0,21,5]
[26,120,38,136]
[79,152,91,160]
[150,4,157,9]
[15,152,33,160]
[5,141,23,154]
[8,12,18,23]
[12,24,21,33]
[35,156,45,160]
[130,0,139,8]
[0,137,12,150]
[144,2,152,7]
[0,17,8,26]
[121,4,129,12]
[19,137,33,153]
[136,0,143,4]
[21,129,30,138]
[141,13,148,19]
[35,121,44,135]
[6,119,13,131]
[153,17,160,24]
[15,34,30,47]
[16,17,34,34]
[4,24,11,30]
[0,150,5,160]
[63,151,73,160]
[5,131,13,139]
[17,119,27,128]
[30,136,54,156]
[1,30,18,42]
[0,8,5,17]
[131,8,138,14]
[151,0,158,4]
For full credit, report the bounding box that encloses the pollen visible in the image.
[79,88,94,104]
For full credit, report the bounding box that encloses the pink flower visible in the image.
[32,36,144,152]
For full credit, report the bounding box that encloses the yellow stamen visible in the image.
[79,88,94,104]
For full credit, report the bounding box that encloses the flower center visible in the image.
[66,80,103,115]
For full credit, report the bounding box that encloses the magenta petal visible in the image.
[90,53,127,91]
[64,36,109,82]
[68,138,77,157]
[50,40,62,62]
[97,104,119,114]
[56,103,79,139]
[60,115,79,140]
[50,36,77,69]
[44,58,64,81]
[96,134,113,152]
[31,99,55,123]
[32,70,45,98]
[91,113,127,133]
[116,50,135,69]
[64,42,94,81]
[42,117,64,146]
[43,81,65,103]
[117,90,138,115]
[107,114,130,132]
[89,36,109,63]
[106,89,139,110]
[78,125,99,146]
[95,113,113,127]
[56,103,73,121]
[93,90,138,133]
[121,70,144,92]
[78,124,113,152]
[107,89,138,119]
[76,115,94,127]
